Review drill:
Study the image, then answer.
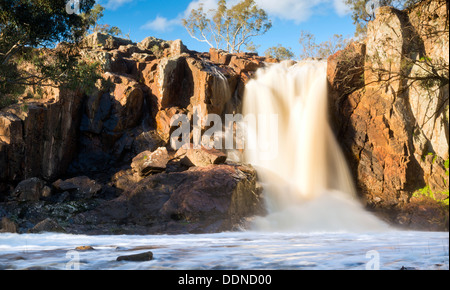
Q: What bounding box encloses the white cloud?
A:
[103,0,133,10]
[183,0,220,17]
[255,0,324,23]
[254,0,350,23]
[141,16,181,32]
[141,0,218,32]
[332,0,351,16]
[140,0,351,32]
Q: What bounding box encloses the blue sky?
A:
[96,0,357,58]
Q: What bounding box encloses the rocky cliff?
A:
[328,0,449,230]
[0,33,272,234]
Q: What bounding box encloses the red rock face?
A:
[0,34,276,234]
[327,0,448,230]
[0,89,83,182]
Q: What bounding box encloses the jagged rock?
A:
[210,48,232,65]
[131,52,155,62]
[229,56,260,74]
[118,44,144,56]
[169,39,188,57]
[80,32,133,50]
[138,36,170,51]
[0,90,83,182]
[138,37,187,58]
[112,169,142,191]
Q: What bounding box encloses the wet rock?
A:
[116,251,153,262]
[400,266,417,270]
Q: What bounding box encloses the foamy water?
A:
[0,231,448,270]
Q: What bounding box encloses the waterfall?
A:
[243,61,388,232]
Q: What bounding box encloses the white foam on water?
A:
[0,231,448,270]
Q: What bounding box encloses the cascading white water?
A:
[243,61,388,232]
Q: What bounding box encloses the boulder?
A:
[73,164,265,234]
[52,176,102,199]
[229,56,259,74]
[158,165,264,231]
[138,37,187,58]
[178,145,227,167]
[169,39,188,57]
[0,112,23,145]
[210,48,232,65]
[116,251,153,262]
[138,36,170,51]
[13,177,46,202]
[131,147,170,176]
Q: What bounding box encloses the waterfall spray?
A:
[243,61,387,232]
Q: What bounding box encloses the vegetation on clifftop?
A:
[0,0,105,109]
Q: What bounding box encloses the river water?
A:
[0,231,448,270]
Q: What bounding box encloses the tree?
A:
[298,30,349,60]
[81,4,122,36]
[264,44,295,60]
[344,0,421,37]
[182,0,272,53]
[0,0,98,108]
